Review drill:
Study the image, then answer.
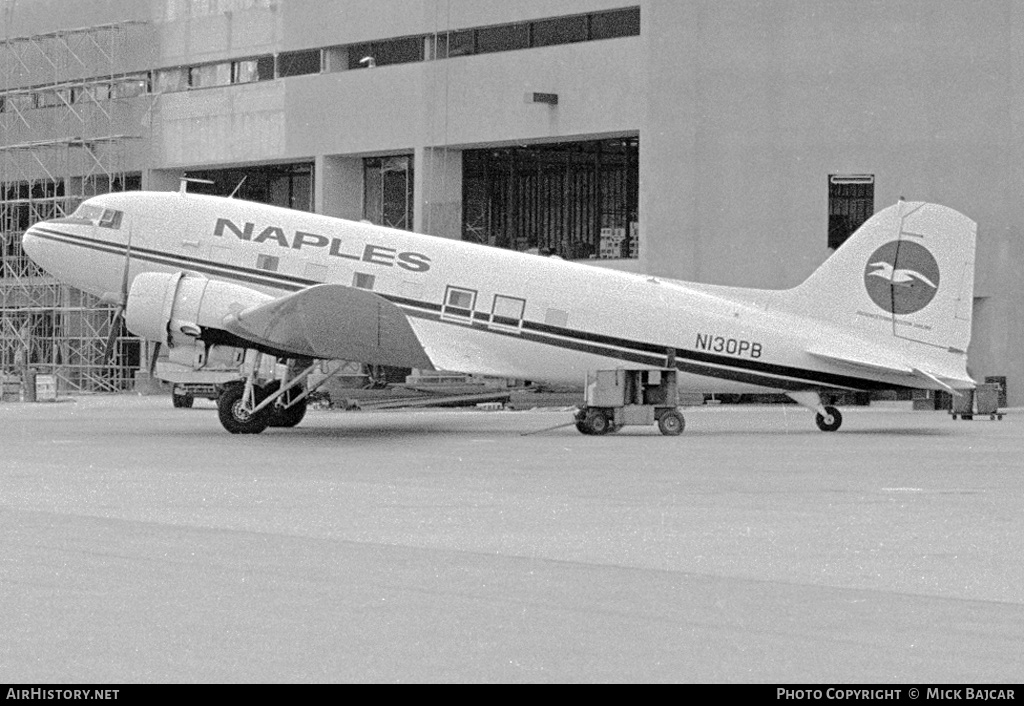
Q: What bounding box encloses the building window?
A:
[188,62,230,89]
[364,156,413,231]
[476,23,530,54]
[278,49,321,77]
[828,175,874,249]
[462,138,639,259]
[88,82,112,101]
[269,166,313,212]
[590,7,641,40]
[35,90,61,108]
[532,15,589,47]
[232,56,274,84]
[184,163,313,212]
[348,36,424,69]
[112,75,150,98]
[154,68,187,93]
[432,29,475,59]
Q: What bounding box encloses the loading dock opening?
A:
[462,137,639,260]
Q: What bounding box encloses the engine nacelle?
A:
[125,272,274,347]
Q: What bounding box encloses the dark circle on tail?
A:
[863,240,940,315]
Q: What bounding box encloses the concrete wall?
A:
[147,35,642,162]
[641,0,1024,403]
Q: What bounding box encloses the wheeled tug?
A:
[575,368,686,436]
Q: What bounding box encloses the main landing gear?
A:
[216,353,336,434]
[787,391,843,432]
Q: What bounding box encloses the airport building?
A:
[2,0,1021,403]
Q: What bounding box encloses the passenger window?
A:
[443,286,477,321]
[256,254,279,271]
[353,272,375,290]
[490,294,526,332]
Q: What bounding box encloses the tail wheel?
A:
[217,382,270,435]
[815,405,843,432]
[263,381,308,428]
[657,409,685,436]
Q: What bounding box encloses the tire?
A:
[583,408,611,436]
[172,391,194,409]
[217,382,270,435]
[815,405,843,432]
[657,409,685,436]
[263,381,308,428]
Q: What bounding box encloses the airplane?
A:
[21,188,977,435]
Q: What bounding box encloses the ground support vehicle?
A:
[950,382,1005,421]
[575,368,685,435]
[154,346,247,409]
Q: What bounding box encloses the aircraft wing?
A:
[221,284,435,369]
[806,347,972,393]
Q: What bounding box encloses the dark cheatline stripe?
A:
[31,227,900,391]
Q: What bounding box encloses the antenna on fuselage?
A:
[178,177,215,195]
[228,176,247,199]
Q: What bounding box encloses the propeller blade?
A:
[103,224,133,367]
[148,341,162,376]
[120,224,133,304]
[103,305,124,365]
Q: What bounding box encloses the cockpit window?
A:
[73,204,104,221]
[98,209,123,229]
[69,203,122,229]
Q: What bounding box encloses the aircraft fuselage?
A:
[22,191,972,396]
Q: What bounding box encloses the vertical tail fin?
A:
[789,201,976,354]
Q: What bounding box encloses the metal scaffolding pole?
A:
[1,20,153,395]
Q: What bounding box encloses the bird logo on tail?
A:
[866,261,938,289]
[863,241,940,315]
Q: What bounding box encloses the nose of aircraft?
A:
[20,223,50,272]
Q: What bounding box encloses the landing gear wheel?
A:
[815,405,843,432]
[577,408,611,436]
[218,382,270,435]
[172,391,194,409]
[263,381,308,428]
[657,409,685,436]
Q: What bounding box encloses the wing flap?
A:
[221,284,434,368]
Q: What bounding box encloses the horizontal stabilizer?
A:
[806,347,912,376]
[911,367,964,396]
[807,348,972,393]
[222,284,434,369]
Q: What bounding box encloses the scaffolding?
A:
[1,20,153,394]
